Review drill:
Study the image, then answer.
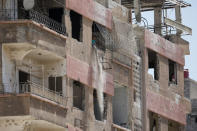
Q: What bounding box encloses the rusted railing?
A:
[19,81,67,106]
[112,123,131,131]
[0,8,66,35]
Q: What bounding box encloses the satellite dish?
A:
[23,0,35,10]
[134,0,141,23]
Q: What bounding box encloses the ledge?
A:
[0,93,68,109]
[0,20,67,40]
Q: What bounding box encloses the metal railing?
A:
[19,81,67,106]
[0,8,66,35]
[112,123,131,131]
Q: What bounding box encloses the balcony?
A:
[19,81,67,107]
[1,81,67,107]
[0,83,68,127]
[0,8,66,35]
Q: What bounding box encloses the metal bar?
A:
[165,0,191,7]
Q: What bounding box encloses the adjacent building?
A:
[184,70,197,131]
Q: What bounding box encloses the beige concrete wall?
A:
[109,0,129,22]
[0,116,66,131]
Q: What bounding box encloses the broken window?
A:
[148,50,159,80]
[70,10,83,42]
[169,60,177,84]
[19,70,30,93]
[92,22,106,51]
[93,89,108,121]
[73,81,85,110]
[48,76,63,95]
[49,8,64,23]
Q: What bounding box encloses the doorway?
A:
[19,70,30,93]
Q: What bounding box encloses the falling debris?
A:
[92,45,105,118]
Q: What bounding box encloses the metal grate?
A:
[121,0,191,11]
[0,8,66,35]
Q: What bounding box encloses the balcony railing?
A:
[112,124,131,131]
[0,9,66,35]
[18,81,67,107]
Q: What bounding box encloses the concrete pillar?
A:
[141,46,149,131]
[158,116,168,131]
[0,44,2,84]
[154,7,162,35]
[146,111,150,131]
[83,87,94,131]
[105,96,113,131]
[129,69,134,130]
[65,78,74,124]
[64,9,72,37]
[175,5,182,36]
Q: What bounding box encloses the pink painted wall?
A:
[66,0,112,29]
[66,55,114,96]
[144,29,185,65]
[147,90,186,125]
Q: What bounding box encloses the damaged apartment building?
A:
[0,0,192,131]
[184,70,197,131]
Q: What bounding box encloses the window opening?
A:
[19,70,30,93]
[73,81,85,110]
[92,22,106,51]
[70,10,83,42]
[195,117,197,123]
[48,76,63,95]
[49,8,64,23]
[93,89,108,121]
[169,60,177,84]
[148,50,159,80]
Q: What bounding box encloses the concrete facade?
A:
[0,0,192,131]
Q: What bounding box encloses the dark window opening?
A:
[195,117,197,123]
[92,22,106,51]
[148,50,159,80]
[73,81,85,110]
[19,70,30,93]
[93,89,108,121]
[169,60,177,84]
[70,10,83,42]
[48,77,63,95]
[49,8,64,23]
[134,89,137,102]
[18,0,28,19]
[149,112,159,131]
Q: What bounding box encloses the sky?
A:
[182,0,197,81]
[140,0,197,81]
